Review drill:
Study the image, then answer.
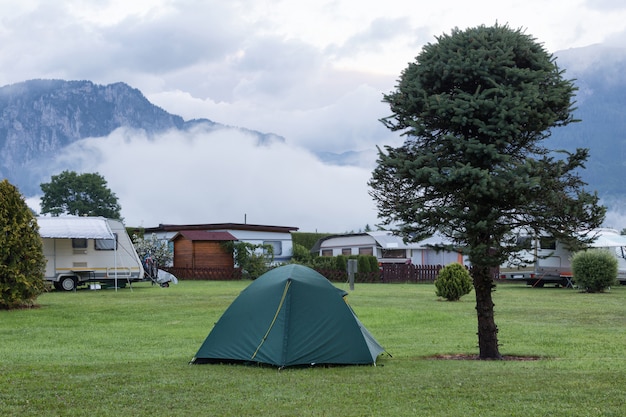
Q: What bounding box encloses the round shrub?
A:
[291,243,311,264]
[434,263,473,301]
[310,256,336,270]
[571,249,618,293]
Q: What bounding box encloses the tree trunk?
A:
[472,265,502,359]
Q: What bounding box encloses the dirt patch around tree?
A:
[428,354,542,361]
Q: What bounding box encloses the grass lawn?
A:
[1,280,625,416]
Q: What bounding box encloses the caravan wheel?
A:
[59,276,76,291]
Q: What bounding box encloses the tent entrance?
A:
[251,280,291,360]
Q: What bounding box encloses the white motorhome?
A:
[38,216,145,291]
[500,228,626,287]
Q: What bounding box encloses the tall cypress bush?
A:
[357,255,371,274]
[0,180,46,309]
[335,255,348,272]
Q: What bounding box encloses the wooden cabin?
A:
[170,230,237,270]
[142,223,299,266]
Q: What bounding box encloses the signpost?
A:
[347,259,357,291]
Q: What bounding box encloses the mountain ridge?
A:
[2,44,626,202]
[0,79,283,195]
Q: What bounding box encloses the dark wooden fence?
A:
[317,264,501,283]
[314,269,382,283]
[311,264,443,283]
[163,264,500,282]
[380,264,443,282]
[162,267,242,280]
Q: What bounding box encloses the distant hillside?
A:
[552,45,626,199]
[319,46,626,202]
[2,44,626,201]
[0,79,282,195]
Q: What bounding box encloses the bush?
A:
[223,241,274,279]
[0,180,46,309]
[132,233,173,267]
[571,249,618,293]
[291,243,311,264]
[368,255,380,272]
[434,263,472,301]
[291,232,331,251]
[357,255,371,273]
[242,254,271,280]
[310,256,337,270]
[335,255,348,272]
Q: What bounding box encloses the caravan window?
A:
[263,240,282,256]
[72,238,88,249]
[382,249,406,259]
[358,247,373,256]
[515,235,532,250]
[539,237,556,250]
[95,234,117,251]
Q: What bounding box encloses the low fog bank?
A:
[32,125,380,233]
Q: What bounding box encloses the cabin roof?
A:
[144,223,298,234]
[170,230,238,242]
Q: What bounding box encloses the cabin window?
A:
[72,238,88,249]
[321,249,333,257]
[358,247,373,256]
[263,240,282,256]
[382,249,406,258]
[95,234,117,251]
[341,248,352,256]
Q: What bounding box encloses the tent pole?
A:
[104,219,118,292]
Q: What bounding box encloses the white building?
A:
[313,231,466,266]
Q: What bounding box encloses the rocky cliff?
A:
[0,79,279,195]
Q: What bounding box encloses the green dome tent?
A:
[190,264,386,367]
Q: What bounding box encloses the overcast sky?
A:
[3,0,626,232]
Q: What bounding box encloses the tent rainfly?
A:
[191,264,386,367]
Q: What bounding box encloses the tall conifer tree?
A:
[370,25,605,358]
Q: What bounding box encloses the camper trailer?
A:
[38,216,145,291]
[500,228,626,287]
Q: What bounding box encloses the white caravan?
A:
[500,228,626,287]
[38,216,145,291]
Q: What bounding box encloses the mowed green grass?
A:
[1,280,625,416]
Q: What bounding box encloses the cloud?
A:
[231,36,324,100]
[584,0,626,11]
[47,125,379,232]
[0,1,249,85]
[9,0,626,235]
[326,16,413,58]
[147,66,402,157]
[100,3,248,73]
